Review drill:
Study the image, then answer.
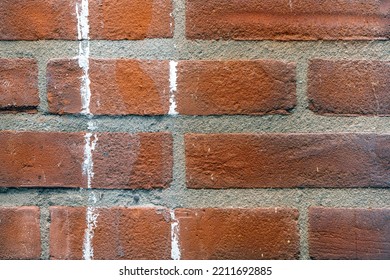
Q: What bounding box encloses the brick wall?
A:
[0,0,389,260]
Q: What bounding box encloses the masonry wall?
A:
[0,0,389,260]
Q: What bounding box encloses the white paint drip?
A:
[76,0,89,40]
[77,0,99,260]
[76,0,91,116]
[169,61,178,115]
[170,210,181,260]
[83,206,99,260]
[82,133,98,189]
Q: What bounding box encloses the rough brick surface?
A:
[0,0,77,40]
[0,59,39,113]
[186,0,390,40]
[0,131,84,188]
[47,59,83,114]
[0,207,41,259]
[49,207,86,260]
[49,207,171,260]
[91,132,173,189]
[309,207,390,259]
[47,59,170,115]
[176,60,296,115]
[308,60,390,116]
[185,133,390,188]
[89,0,173,40]
[175,208,299,259]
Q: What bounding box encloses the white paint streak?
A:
[169,61,178,115]
[82,133,98,189]
[76,0,91,116]
[77,0,98,261]
[170,210,181,260]
[76,0,89,40]
[83,206,99,260]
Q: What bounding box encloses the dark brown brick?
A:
[309,207,390,259]
[175,208,299,259]
[185,133,390,188]
[308,60,390,116]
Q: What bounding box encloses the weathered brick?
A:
[47,59,170,115]
[91,132,173,189]
[49,207,86,260]
[0,59,39,113]
[308,60,390,116]
[175,208,299,259]
[309,207,390,259]
[89,0,173,40]
[0,131,84,188]
[186,0,390,40]
[0,0,77,40]
[0,207,41,259]
[185,133,390,188]
[49,207,171,260]
[176,60,296,115]
[47,59,83,114]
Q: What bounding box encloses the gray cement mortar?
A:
[0,0,390,259]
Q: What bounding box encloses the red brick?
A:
[177,60,296,115]
[185,133,390,188]
[0,131,172,189]
[0,0,77,40]
[49,207,171,260]
[89,0,173,40]
[186,0,390,40]
[0,59,39,113]
[308,60,390,116]
[47,59,83,115]
[47,59,170,115]
[309,207,390,259]
[0,207,41,259]
[49,207,86,260]
[175,208,299,260]
[91,132,173,189]
[0,131,84,188]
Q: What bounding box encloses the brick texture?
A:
[186,0,390,40]
[0,131,172,189]
[0,0,77,40]
[0,0,173,40]
[0,207,41,259]
[308,60,390,116]
[91,132,173,189]
[47,59,83,114]
[309,207,390,259]
[0,59,39,113]
[175,208,299,259]
[185,133,390,188]
[176,60,296,115]
[47,59,170,115]
[0,131,84,188]
[49,207,171,260]
[89,0,173,40]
